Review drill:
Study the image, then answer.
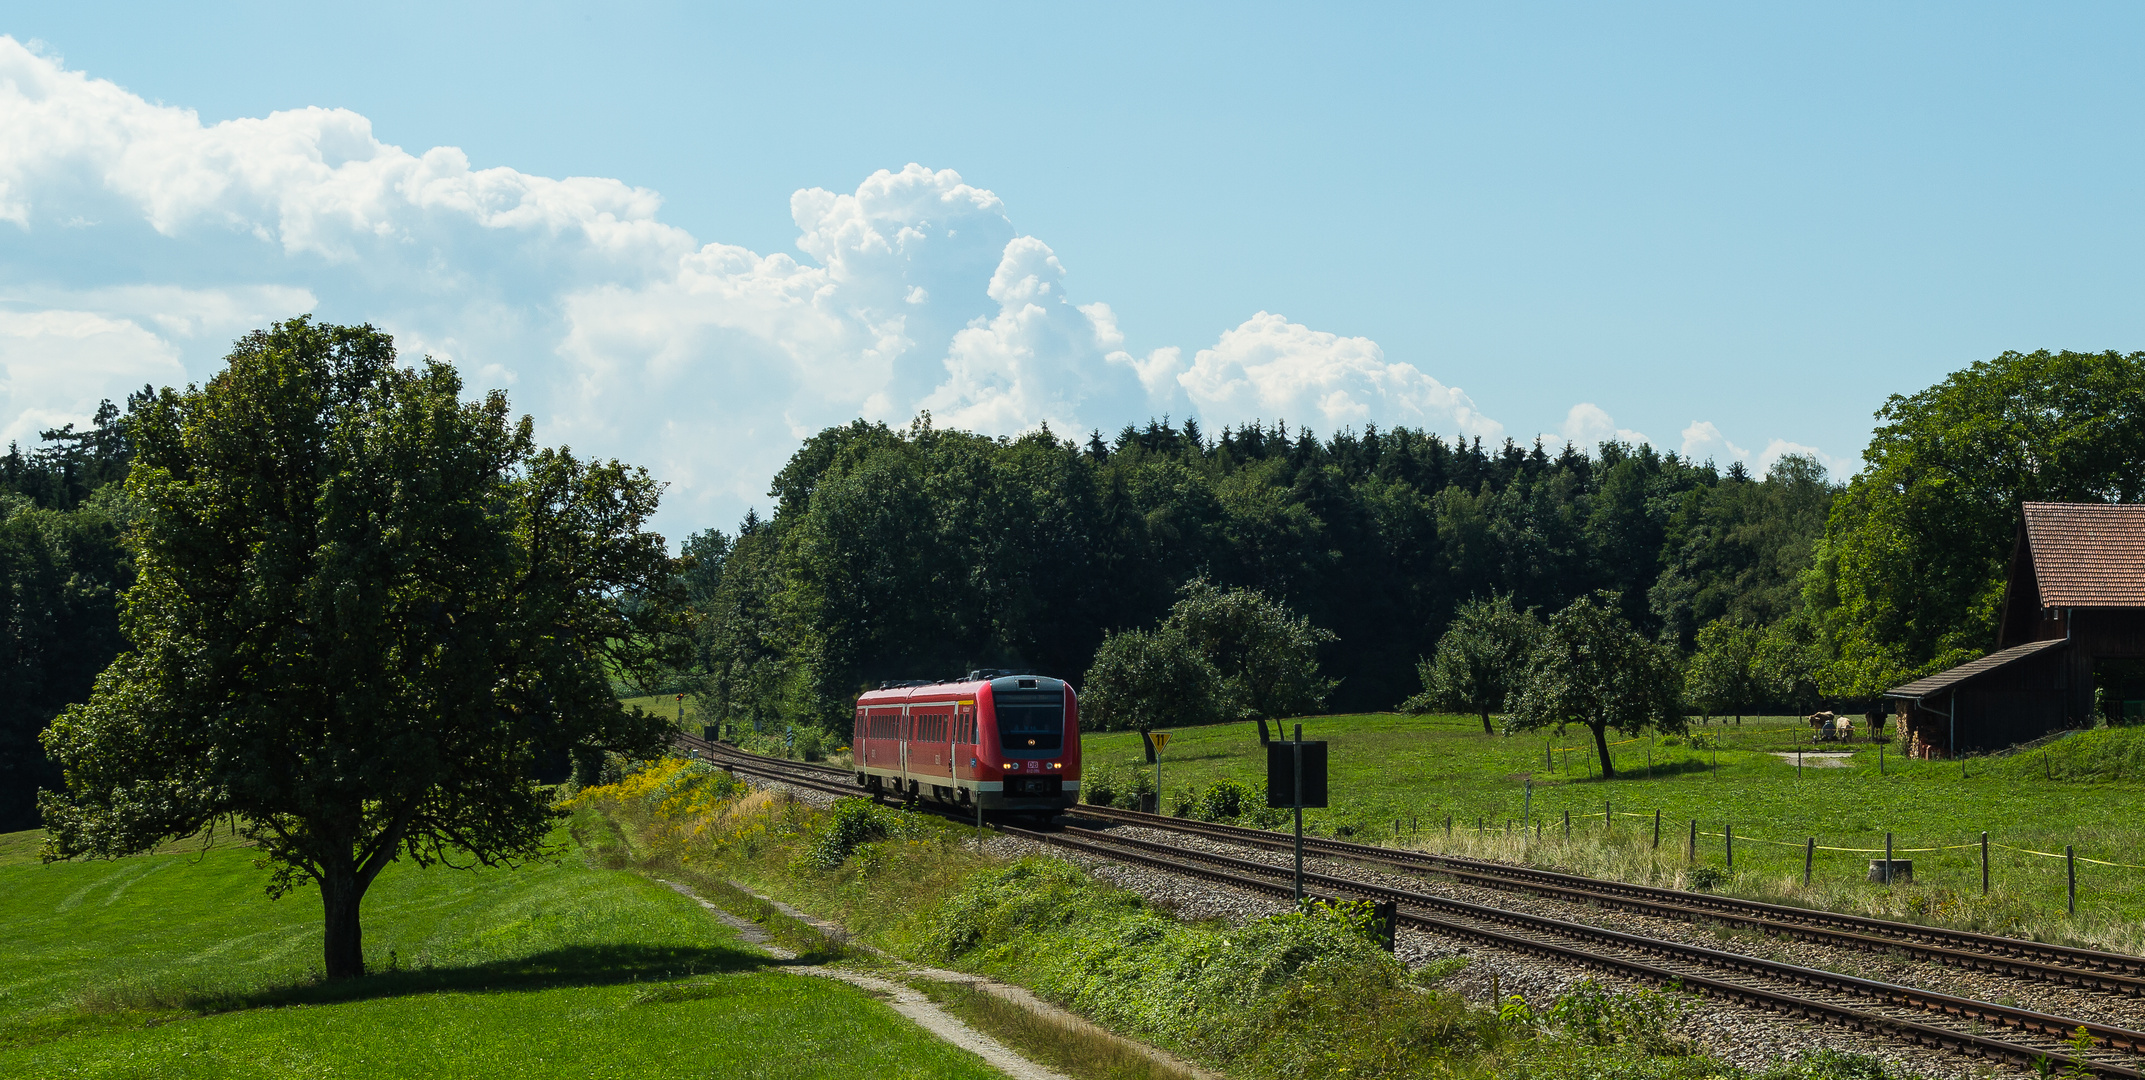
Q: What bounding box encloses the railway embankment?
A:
[578,754,1939,1080]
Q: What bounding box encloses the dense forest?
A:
[4,348,2141,828]
[0,395,142,831]
[679,414,1833,737]
[681,349,2145,738]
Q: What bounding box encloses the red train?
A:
[851,672,1080,814]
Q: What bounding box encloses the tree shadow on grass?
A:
[85,941,836,1019]
[1557,757,1718,783]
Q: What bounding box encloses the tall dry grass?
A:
[1393,823,2145,955]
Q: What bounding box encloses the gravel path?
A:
[657,878,1075,1080]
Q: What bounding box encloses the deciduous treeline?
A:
[681,414,1840,737]
[0,398,142,831]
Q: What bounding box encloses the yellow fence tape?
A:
[1543,811,2145,869]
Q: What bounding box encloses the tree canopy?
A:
[1509,591,1685,776]
[0,396,142,831]
[682,416,1836,735]
[1404,595,1543,734]
[1804,349,2145,692]
[1081,581,1333,732]
[1079,625,1225,733]
[37,319,683,979]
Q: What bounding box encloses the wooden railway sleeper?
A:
[1070,803,2145,979]
[1068,803,2145,995]
[698,745,2145,1075]
[1051,823,2145,1063]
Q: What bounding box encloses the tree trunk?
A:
[322,858,367,980]
[1592,723,1616,778]
[1480,709,1494,735]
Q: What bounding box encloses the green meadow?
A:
[0,825,1005,1079]
[1083,713,2145,951]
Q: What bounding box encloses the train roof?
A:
[855,673,1070,706]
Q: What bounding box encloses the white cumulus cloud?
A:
[0,310,187,446]
[1680,419,1748,464]
[1547,403,1649,450]
[0,35,1850,535]
[1178,313,1502,441]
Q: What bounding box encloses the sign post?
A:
[1293,728,1303,899]
[1267,725,1327,903]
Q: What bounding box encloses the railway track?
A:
[1066,803,2145,996]
[673,736,2145,1076]
[681,738,2145,984]
[1020,822,2145,1077]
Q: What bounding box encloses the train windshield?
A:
[995,700,1064,751]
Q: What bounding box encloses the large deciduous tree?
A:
[1079,581,1335,733]
[1078,625,1225,732]
[1403,594,1542,734]
[38,319,683,980]
[1165,579,1336,722]
[1805,349,2145,682]
[1684,619,1765,724]
[1509,591,1684,777]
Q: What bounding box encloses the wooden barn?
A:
[1886,502,2145,758]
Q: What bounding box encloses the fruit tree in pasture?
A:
[38,318,684,980]
[1509,591,1685,777]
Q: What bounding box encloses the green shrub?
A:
[1751,1049,1916,1080]
[1545,979,1692,1054]
[803,798,929,870]
[925,858,1496,1077]
[1169,786,1196,817]
[1193,776,1254,821]
[1083,768,1120,807]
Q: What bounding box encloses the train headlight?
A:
[1049,762,1062,769]
[1001,762,1015,771]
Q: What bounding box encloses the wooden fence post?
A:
[1981,831,1989,897]
[1805,837,1814,886]
[1653,808,1662,850]
[2068,845,2077,915]
[1726,824,1734,868]
[1687,818,1696,861]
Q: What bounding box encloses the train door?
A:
[957,701,976,781]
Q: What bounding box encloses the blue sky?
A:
[4,3,2143,539]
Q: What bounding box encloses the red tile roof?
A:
[2023,502,2145,608]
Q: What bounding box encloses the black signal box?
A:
[1265,740,1328,808]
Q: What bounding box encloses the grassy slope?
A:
[0,826,1006,1080]
[1084,714,2145,938]
[621,693,692,729]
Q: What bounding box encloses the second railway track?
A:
[678,737,2145,1076]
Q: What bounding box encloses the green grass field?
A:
[1083,713,2145,950]
[0,825,1007,1079]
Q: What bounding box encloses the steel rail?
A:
[1023,823,2145,1078]
[674,736,2145,1076]
[1069,802,2145,980]
[685,737,2145,984]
